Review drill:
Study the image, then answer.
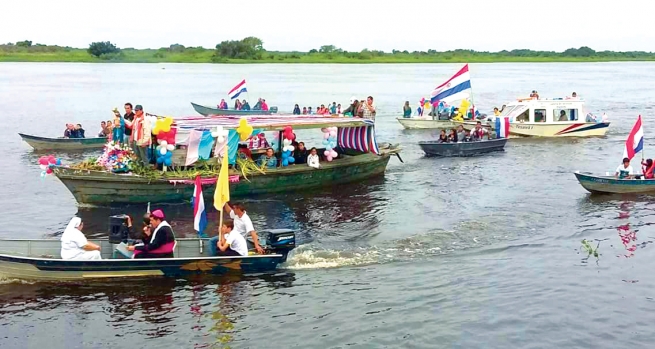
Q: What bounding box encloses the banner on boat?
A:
[337,124,380,155]
[495,117,510,138]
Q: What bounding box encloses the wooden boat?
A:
[488,97,610,137]
[191,102,278,116]
[418,138,507,157]
[574,171,655,194]
[54,116,401,205]
[0,229,296,281]
[396,117,455,129]
[18,133,106,151]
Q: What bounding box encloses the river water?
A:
[1,62,655,348]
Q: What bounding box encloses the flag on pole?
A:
[623,115,644,160]
[192,175,208,237]
[228,80,248,100]
[430,64,472,104]
[495,117,510,138]
[214,145,231,210]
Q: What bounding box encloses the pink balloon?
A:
[45,167,53,174]
[326,156,333,162]
[39,164,47,170]
[323,150,330,157]
[330,150,338,157]
[38,157,48,165]
[47,155,56,164]
[329,130,337,137]
[323,133,329,139]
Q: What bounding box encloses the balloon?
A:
[288,145,294,152]
[326,156,333,162]
[46,167,53,174]
[236,117,253,141]
[324,150,330,157]
[323,133,329,139]
[55,158,62,165]
[164,151,172,158]
[330,150,338,158]
[326,145,332,151]
[164,158,172,166]
[160,148,167,155]
[160,140,168,147]
[329,130,337,138]
[39,164,47,170]
[157,157,164,164]
[166,144,175,151]
[47,155,56,164]
[283,139,290,146]
[38,157,48,165]
[322,140,328,145]
[321,128,328,133]
[40,171,46,178]
[282,159,289,167]
[281,152,289,159]
[288,156,295,163]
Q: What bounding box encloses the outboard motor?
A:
[108,214,131,244]
[263,229,296,261]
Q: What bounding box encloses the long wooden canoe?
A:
[418,138,507,157]
[53,147,400,205]
[191,102,279,116]
[0,229,296,281]
[574,171,655,194]
[19,133,106,151]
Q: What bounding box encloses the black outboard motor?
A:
[264,229,296,261]
[108,215,131,244]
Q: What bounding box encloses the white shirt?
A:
[225,232,248,256]
[230,210,255,237]
[61,228,89,260]
[616,165,633,178]
[307,154,320,168]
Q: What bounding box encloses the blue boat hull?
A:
[574,172,655,194]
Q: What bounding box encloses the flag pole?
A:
[467,63,476,121]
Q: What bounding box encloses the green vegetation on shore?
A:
[2,38,655,64]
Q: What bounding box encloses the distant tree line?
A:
[2,38,655,61]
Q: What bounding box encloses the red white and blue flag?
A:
[228,79,248,100]
[430,64,472,104]
[495,117,510,138]
[192,175,208,237]
[624,115,644,160]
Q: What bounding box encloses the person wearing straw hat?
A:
[60,217,102,260]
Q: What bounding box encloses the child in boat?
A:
[641,159,654,179]
[307,147,320,169]
[294,142,308,165]
[615,157,634,179]
[214,220,248,257]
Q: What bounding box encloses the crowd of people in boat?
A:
[615,157,655,180]
[436,122,491,143]
[217,97,270,111]
[61,201,269,260]
[63,123,86,138]
[237,133,322,169]
[292,96,377,120]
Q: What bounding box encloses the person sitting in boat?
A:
[447,129,458,143]
[261,99,269,111]
[558,110,568,122]
[470,122,489,141]
[252,98,263,110]
[615,157,634,179]
[214,220,248,257]
[241,99,251,111]
[218,99,228,110]
[235,99,242,110]
[307,147,320,169]
[307,106,314,115]
[98,121,108,137]
[258,147,278,168]
[293,104,301,115]
[535,110,546,123]
[249,133,270,150]
[342,97,358,116]
[127,209,176,258]
[237,143,252,160]
[294,142,308,165]
[301,106,307,115]
[224,202,264,254]
[330,102,337,114]
[642,159,655,179]
[402,101,412,118]
[72,124,85,138]
[437,129,448,143]
[60,217,102,260]
[63,124,75,138]
[456,125,467,142]
[337,103,342,114]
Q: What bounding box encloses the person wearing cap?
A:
[127,209,176,258]
[342,97,359,117]
[126,105,152,167]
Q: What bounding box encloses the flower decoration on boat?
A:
[280,126,296,167]
[236,117,253,141]
[37,155,61,177]
[321,127,338,161]
[96,141,135,173]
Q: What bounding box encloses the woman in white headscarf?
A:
[60,217,102,260]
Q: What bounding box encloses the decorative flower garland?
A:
[96,141,135,173]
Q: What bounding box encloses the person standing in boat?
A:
[402,101,412,118]
[213,220,248,257]
[226,202,264,254]
[123,103,135,145]
[61,217,102,260]
[127,209,176,258]
[128,105,152,167]
[470,121,489,141]
[615,158,634,179]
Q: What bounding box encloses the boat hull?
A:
[418,138,507,157]
[396,118,455,129]
[0,238,290,281]
[53,152,394,204]
[508,122,610,137]
[191,102,278,116]
[18,133,106,151]
[574,172,655,194]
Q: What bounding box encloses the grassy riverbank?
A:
[2,42,655,64]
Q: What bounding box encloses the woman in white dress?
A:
[60,217,102,260]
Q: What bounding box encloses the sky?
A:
[1,0,653,53]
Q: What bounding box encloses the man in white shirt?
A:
[60,217,102,260]
[615,157,634,179]
[225,202,265,254]
[216,220,248,256]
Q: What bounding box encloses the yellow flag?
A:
[213,145,230,210]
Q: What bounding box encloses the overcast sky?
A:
[1,0,652,52]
